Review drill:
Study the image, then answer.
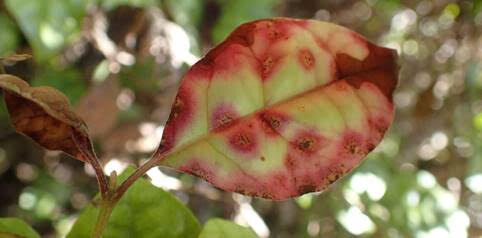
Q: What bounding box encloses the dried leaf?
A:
[0,74,94,162]
[154,18,398,200]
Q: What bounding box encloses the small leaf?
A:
[199,219,258,238]
[0,74,93,162]
[154,18,398,200]
[67,167,201,238]
[0,217,41,238]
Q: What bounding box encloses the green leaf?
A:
[32,67,86,104]
[5,0,87,62]
[212,0,279,43]
[165,0,203,55]
[99,0,158,10]
[165,0,203,28]
[118,58,161,94]
[0,217,41,238]
[154,18,398,200]
[199,219,258,238]
[67,167,201,238]
[0,14,20,56]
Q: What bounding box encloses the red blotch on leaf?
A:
[228,130,257,154]
[157,85,194,154]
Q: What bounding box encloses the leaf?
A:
[199,219,258,238]
[32,67,86,104]
[212,0,278,44]
[5,0,87,61]
[0,13,20,57]
[67,167,201,238]
[154,18,398,200]
[0,74,94,162]
[0,217,41,238]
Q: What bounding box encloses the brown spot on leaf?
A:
[181,160,214,182]
[298,49,315,70]
[297,184,317,194]
[297,137,315,152]
[341,131,365,156]
[262,56,274,77]
[291,131,324,156]
[258,111,288,137]
[229,131,257,154]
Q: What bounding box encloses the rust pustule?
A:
[229,131,257,153]
[297,137,315,152]
[298,49,315,70]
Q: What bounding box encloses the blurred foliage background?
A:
[0,0,481,237]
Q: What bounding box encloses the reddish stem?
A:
[113,154,162,201]
[72,133,109,199]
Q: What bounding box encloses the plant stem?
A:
[72,133,109,199]
[91,198,116,238]
[87,150,110,199]
[113,155,161,201]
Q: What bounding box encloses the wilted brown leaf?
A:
[0,74,95,162]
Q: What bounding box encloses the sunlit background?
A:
[0,0,481,237]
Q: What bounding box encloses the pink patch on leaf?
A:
[210,104,239,130]
[261,171,298,199]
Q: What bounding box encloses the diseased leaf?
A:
[0,74,94,162]
[154,18,398,200]
[67,167,201,238]
[199,219,258,238]
[0,217,41,238]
